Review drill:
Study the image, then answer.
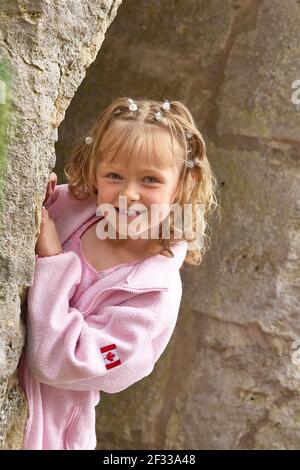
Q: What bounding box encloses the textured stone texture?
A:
[0,0,122,449]
[56,0,300,449]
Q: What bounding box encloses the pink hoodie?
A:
[17,184,187,450]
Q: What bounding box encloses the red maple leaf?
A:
[105,351,116,362]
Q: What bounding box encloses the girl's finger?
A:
[50,180,56,192]
[42,206,48,221]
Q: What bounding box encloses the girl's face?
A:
[93,156,182,239]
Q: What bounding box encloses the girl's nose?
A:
[120,182,140,202]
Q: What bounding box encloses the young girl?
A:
[18,97,219,450]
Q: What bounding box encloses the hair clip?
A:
[85,136,93,145]
[152,101,171,122]
[128,98,138,111]
[162,100,171,111]
[194,156,205,168]
[185,159,194,168]
[155,111,164,121]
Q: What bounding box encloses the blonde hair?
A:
[64,97,221,266]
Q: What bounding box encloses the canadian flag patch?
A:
[100,344,121,370]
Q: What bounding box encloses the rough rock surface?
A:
[0,0,122,449]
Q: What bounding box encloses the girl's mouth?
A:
[115,207,144,218]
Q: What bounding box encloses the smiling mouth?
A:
[115,207,146,217]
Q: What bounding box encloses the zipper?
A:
[80,285,168,317]
[60,405,80,450]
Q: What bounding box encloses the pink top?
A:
[63,214,148,306]
[18,184,188,450]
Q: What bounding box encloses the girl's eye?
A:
[106,173,158,183]
[106,173,122,180]
[143,176,158,183]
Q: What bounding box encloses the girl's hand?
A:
[35,207,63,257]
[43,172,57,205]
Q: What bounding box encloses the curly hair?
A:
[64,97,221,266]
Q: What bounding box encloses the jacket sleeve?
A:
[26,251,175,393]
